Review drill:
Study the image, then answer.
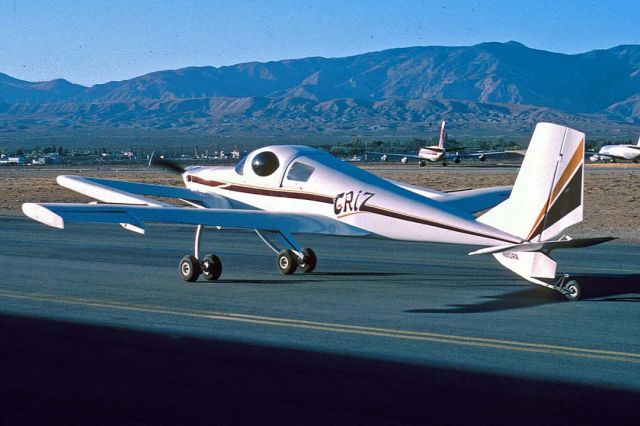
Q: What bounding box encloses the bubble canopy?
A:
[251,151,280,176]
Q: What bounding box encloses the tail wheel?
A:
[298,248,317,273]
[202,254,222,281]
[564,280,582,301]
[179,255,201,282]
[277,250,297,275]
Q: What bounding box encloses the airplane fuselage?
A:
[590,144,640,162]
[183,146,521,246]
[417,146,445,162]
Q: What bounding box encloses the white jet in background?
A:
[23,123,613,301]
[589,137,640,163]
[373,121,449,166]
[372,121,522,166]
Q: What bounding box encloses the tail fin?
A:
[438,121,446,149]
[637,136,640,146]
[478,122,585,242]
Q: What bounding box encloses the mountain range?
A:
[2,41,640,141]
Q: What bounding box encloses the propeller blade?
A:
[148,151,185,174]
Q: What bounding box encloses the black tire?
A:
[277,250,297,275]
[179,255,200,282]
[564,280,581,301]
[442,161,448,166]
[298,248,317,274]
[419,160,427,167]
[202,254,223,281]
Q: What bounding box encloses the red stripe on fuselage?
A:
[188,176,520,244]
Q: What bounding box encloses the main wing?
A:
[23,175,368,237]
[56,175,231,208]
[456,149,526,161]
[22,203,368,236]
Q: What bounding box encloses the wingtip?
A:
[21,203,64,229]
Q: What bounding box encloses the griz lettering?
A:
[334,190,375,215]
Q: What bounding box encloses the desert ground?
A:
[1,162,639,242]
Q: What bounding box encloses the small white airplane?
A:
[589,137,640,163]
[22,122,613,300]
[372,121,521,166]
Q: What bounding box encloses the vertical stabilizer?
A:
[478,123,585,241]
[438,121,446,149]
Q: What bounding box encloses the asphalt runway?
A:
[1,216,639,424]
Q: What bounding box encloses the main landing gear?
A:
[178,225,317,282]
[276,248,317,275]
[178,225,224,282]
[258,230,317,275]
[179,254,222,282]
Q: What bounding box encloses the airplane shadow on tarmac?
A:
[576,273,640,302]
[310,272,414,277]
[210,272,413,285]
[405,274,640,314]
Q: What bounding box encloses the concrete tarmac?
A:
[1,216,639,424]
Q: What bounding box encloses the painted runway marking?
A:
[1,289,639,363]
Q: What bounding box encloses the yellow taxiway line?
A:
[1,289,639,363]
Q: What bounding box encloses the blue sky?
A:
[1,0,638,86]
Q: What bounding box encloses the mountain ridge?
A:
[1,41,640,138]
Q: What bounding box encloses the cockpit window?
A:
[251,151,280,176]
[234,155,247,175]
[286,161,315,182]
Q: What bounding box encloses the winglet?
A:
[22,203,64,229]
